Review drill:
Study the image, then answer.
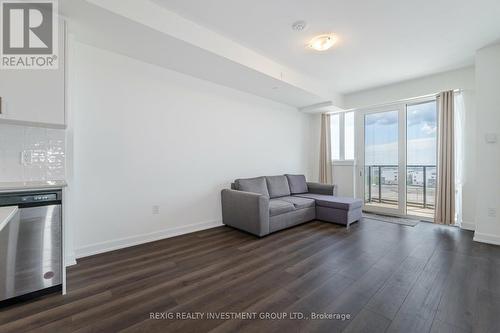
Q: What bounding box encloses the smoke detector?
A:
[292,21,307,31]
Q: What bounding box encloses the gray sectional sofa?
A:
[221,174,363,237]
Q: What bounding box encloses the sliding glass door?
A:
[406,101,437,219]
[360,106,405,215]
[357,98,437,220]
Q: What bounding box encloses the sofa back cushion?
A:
[235,177,269,197]
[285,174,308,194]
[265,175,291,198]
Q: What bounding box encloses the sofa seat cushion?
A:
[235,176,269,197]
[266,175,291,198]
[269,199,295,216]
[278,196,315,210]
[285,174,308,194]
[294,194,363,210]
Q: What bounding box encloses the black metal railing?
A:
[365,165,436,209]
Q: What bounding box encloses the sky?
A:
[365,101,437,166]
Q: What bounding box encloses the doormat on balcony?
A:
[362,213,420,227]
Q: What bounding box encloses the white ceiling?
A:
[62,0,343,109]
[154,0,500,94]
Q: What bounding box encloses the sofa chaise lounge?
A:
[221,174,363,237]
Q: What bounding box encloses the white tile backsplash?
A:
[0,123,65,182]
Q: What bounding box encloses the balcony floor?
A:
[407,206,434,220]
[365,201,435,220]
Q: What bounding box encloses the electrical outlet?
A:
[488,208,497,218]
[152,205,160,215]
[485,133,498,144]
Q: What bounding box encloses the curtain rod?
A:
[328,89,463,114]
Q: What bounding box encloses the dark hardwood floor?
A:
[1,218,500,333]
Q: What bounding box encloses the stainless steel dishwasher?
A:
[0,190,62,304]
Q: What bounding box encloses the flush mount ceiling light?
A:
[308,34,337,51]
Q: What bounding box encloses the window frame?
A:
[343,111,355,161]
[330,113,341,161]
[331,111,355,162]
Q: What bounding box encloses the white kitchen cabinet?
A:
[0,21,65,128]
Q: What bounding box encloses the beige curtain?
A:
[319,113,333,184]
[435,91,455,225]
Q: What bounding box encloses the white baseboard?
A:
[65,253,77,267]
[75,220,223,259]
[473,232,500,246]
[460,221,475,231]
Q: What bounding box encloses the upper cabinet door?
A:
[0,20,65,127]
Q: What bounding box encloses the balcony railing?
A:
[365,165,436,209]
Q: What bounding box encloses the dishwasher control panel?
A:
[24,194,58,202]
[0,190,62,207]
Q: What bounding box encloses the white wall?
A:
[343,67,475,109]
[68,41,316,257]
[332,163,355,197]
[473,42,500,245]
